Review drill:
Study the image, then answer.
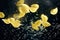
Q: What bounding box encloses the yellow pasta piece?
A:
[13,13,19,19]
[9,18,21,28]
[32,24,39,31]
[18,4,30,13]
[18,13,26,18]
[0,12,5,18]
[42,21,51,28]
[31,14,51,30]
[41,14,48,22]
[2,18,22,28]
[16,0,24,6]
[31,20,41,30]
[13,12,26,19]
[50,7,58,15]
[41,14,51,28]
[2,18,10,24]
[30,4,39,13]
